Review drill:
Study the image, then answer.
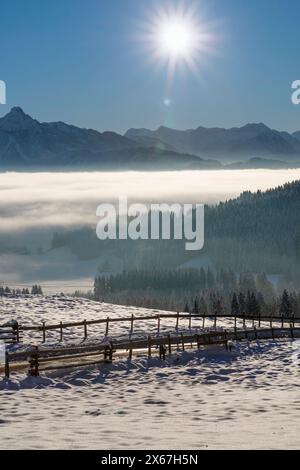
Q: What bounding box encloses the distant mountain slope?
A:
[292,130,300,142]
[126,123,300,162]
[226,157,300,169]
[1,107,300,169]
[0,107,136,167]
[0,107,220,170]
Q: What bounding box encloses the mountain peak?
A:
[0,107,39,131]
[241,122,270,132]
[9,106,26,115]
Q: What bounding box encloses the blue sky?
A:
[0,0,300,133]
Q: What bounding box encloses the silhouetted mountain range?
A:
[1,107,300,170]
[126,124,300,162]
[0,107,221,170]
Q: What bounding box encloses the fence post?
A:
[148,335,152,358]
[104,345,109,360]
[258,312,261,328]
[270,315,273,329]
[196,334,200,349]
[189,313,192,330]
[243,313,246,328]
[292,313,295,329]
[290,324,294,340]
[60,321,63,342]
[157,315,161,336]
[159,344,166,360]
[214,311,217,329]
[234,315,237,331]
[13,322,20,343]
[104,343,113,361]
[83,320,87,341]
[168,333,172,354]
[281,315,284,328]
[130,314,134,336]
[42,322,46,344]
[105,317,110,336]
[28,346,39,377]
[109,342,113,361]
[175,312,179,331]
[128,340,133,360]
[5,351,9,379]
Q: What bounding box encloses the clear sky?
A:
[0,0,300,134]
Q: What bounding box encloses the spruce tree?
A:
[192,296,199,314]
[279,290,292,317]
[238,292,246,315]
[231,293,240,316]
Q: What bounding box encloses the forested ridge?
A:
[205,181,300,261]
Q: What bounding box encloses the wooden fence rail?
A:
[3,325,300,379]
[1,312,300,345]
[0,322,20,344]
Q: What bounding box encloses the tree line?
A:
[0,285,43,296]
[186,289,295,318]
[94,268,276,300]
[93,268,300,317]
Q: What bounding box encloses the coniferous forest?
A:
[93,268,300,317]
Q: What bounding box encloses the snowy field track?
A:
[0,295,300,450]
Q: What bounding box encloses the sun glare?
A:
[159,20,193,57]
[137,3,216,79]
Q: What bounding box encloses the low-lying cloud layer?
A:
[0,169,300,232]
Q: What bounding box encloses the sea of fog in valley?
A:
[0,169,299,289]
[0,169,300,231]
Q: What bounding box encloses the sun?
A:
[136,3,216,79]
[159,19,193,57]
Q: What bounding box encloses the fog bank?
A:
[0,169,299,232]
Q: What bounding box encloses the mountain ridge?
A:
[1,107,300,170]
[125,122,300,162]
[0,107,221,170]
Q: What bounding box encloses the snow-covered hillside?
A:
[0,295,299,450]
[0,294,215,347]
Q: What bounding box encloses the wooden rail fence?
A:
[0,321,20,344]
[1,312,299,345]
[2,325,300,379]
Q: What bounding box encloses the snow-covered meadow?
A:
[0,295,300,449]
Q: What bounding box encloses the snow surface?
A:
[0,295,300,450]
